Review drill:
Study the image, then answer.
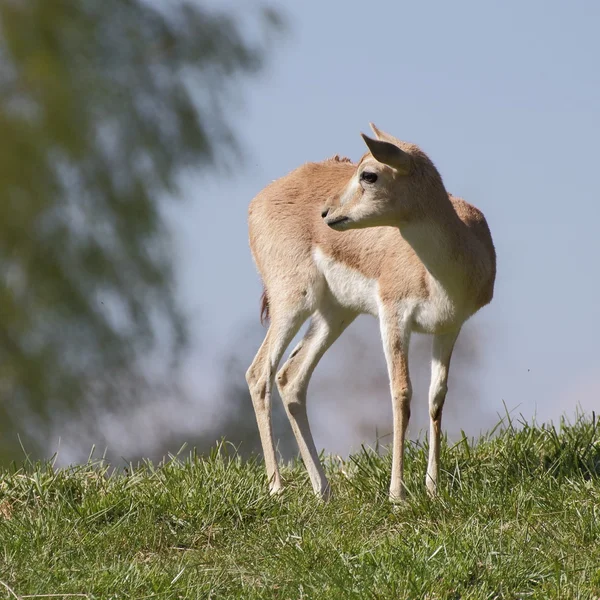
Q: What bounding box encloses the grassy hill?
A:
[1,414,599,599]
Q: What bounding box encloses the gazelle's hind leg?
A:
[426,329,459,496]
[276,296,357,499]
[246,301,311,495]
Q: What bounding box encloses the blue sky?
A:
[156,0,600,457]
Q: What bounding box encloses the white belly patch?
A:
[313,247,379,316]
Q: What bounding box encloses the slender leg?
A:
[276,302,357,499]
[379,306,412,502]
[246,308,309,494]
[425,330,459,496]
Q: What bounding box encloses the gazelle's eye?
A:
[360,171,378,184]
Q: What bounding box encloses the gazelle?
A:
[246,124,496,502]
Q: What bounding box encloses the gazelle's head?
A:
[322,123,447,230]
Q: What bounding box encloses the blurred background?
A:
[0,0,598,466]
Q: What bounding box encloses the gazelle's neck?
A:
[399,209,476,298]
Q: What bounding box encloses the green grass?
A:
[1,414,600,599]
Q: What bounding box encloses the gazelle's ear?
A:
[369,122,384,139]
[361,133,412,174]
[369,123,400,145]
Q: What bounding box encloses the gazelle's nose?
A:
[321,207,330,219]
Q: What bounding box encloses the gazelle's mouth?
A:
[324,215,351,230]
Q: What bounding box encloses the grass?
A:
[1,413,599,599]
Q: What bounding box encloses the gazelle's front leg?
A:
[379,307,412,502]
[426,330,459,496]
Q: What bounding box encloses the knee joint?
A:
[429,382,448,420]
[247,369,268,411]
[277,375,303,404]
[276,362,305,398]
[393,387,412,416]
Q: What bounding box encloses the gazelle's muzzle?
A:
[321,175,361,230]
[322,205,353,230]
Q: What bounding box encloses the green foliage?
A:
[1,415,599,598]
[0,0,282,458]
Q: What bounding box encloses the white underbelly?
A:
[313,247,469,333]
[313,247,379,316]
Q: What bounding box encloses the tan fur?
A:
[246,124,496,501]
[250,165,495,330]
